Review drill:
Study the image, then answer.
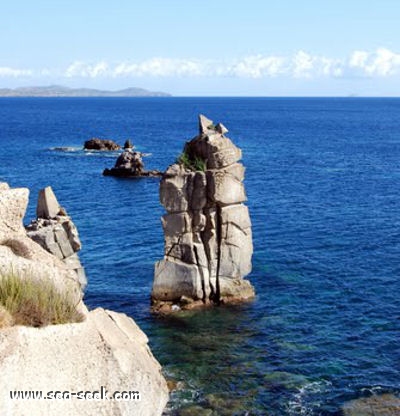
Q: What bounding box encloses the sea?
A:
[0,97,399,415]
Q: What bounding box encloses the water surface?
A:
[1,97,399,415]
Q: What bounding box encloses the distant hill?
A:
[0,85,171,97]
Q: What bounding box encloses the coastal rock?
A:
[152,115,254,311]
[206,169,247,205]
[103,145,162,178]
[83,138,120,151]
[199,114,215,134]
[154,259,204,301]
[0,185,29,237]
[36,186,61,219]
[26,187,87,288]
[0,181,169,415]
[0,183,83,301]
[215,122,229,135]
[0,308,168,416]
[187,133,242,169]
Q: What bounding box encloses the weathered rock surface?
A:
[0,308,168,416]
[152,115,254,311]
[0,181,169,415]
[0,184,83,303]
[26,186,87,288]
[84,138,120,151]
[103,143,162,178]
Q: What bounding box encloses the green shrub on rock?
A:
[177,152,206,172]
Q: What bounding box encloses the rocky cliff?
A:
[0,182,169,415]
[152,115,254,311]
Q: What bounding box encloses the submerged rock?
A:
[342,393,400,415]
[83,138,120,151]
[152,115,254,311]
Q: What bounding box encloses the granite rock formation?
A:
[103,141,162,178]
[26,186,87,288]
[0,308,168,416]
[84,138,120,151]
[0,181,169,415]
[0,183,84,305]
[152,115,254,311]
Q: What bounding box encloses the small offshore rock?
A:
[103,148,162,178]
[124,139,134,149]
[83,138,120,151]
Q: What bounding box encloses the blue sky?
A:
[1,0,400,95]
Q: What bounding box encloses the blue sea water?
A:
[0,97,399,415]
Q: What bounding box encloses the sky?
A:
[1,0,400,96]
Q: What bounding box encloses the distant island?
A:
[0,85,171,97]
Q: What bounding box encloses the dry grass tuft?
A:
[0,305,13,328]
[0,272,84,327]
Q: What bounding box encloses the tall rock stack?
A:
[152,115,254,311]
[26,187,87,288]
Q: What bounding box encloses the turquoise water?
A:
[0,97,399,414]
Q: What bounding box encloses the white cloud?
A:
[348,48,400,76]
[65,61,108,78]
[292,51,314,78]
[0,67,33,77]
[3,48,400,81]
[228,55,286,78]
[319,57,343,77]
[349,50,369,68]
[74,53,341,80]
[113,58,205,77]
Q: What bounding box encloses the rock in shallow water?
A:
[152,115,254,311]
[103,148,162,178]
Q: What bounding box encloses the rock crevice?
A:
[152,115,255,311]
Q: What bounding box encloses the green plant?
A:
[0,272,85,327]
[192,156,206,172]
[177,152,206,172]
[177,151,192,169]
